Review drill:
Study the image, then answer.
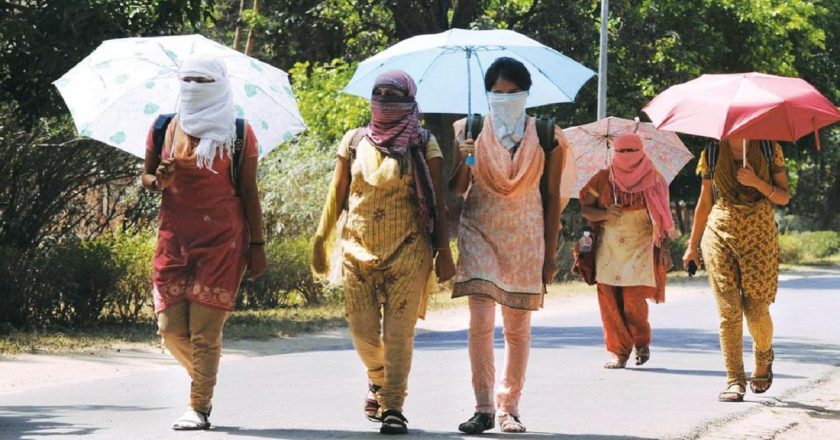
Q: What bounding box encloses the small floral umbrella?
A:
[564,116,694,197]
[53,34,306,159]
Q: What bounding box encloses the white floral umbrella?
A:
[53,34,306,158]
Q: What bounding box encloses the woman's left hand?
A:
[435,249,456,282]
[658,241,674,271]
[542,257,558,285]
[247,245,267,280]
[736,165,762,188]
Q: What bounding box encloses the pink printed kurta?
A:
[452,117,548,310]
[146,121,258,313]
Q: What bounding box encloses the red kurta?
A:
[146,121,258,313]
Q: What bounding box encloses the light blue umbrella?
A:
[343,28,595,119]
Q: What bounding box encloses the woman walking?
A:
[449,57,576,434]
[140,54,266,430]
[580,133,676,369]
[312,70,455,435]
[683,138,789,402]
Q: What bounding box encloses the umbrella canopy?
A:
[53,34,306,159]
[642,72,840,147]
[343,28,594,114]
[564,117,694,197]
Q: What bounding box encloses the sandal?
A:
[749,363,774,394]
[172,408,211,430]
[718,384,745,402]
[365,383,381,422]
[603,357,627,369]
[380,409,409,435]
[498,413,526,433]
[458,411,495,434]
[635,346,650,366]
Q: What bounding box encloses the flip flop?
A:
[718,384,745,402]
[172,408,211,430]
[749,364,774,394]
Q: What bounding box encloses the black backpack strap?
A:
[759,139,774,168]
[230,118,246,188]
[535,116,556,153]
[465,114,483,140]
[152,113,176,158]
[706,141,719,202]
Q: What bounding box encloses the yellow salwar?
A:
[157,302,230,413]
[698,140,785,387]
[334,129,440,412]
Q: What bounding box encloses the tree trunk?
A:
[244,0,259,56]
[232,0,247,50]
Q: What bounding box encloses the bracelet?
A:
[249,241,265,246]
[767,186,776,198]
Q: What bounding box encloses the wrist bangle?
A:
[767,186,776,198]
[250,241,265,246]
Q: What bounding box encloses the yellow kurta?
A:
[336,129,442,317]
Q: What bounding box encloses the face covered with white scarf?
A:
[178,54,237,171]
[488,91,528,149]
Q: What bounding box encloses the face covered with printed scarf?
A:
[366,70,424,156]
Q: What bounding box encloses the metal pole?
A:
[597,0,609,119]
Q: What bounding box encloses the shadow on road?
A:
[779,275,840,290]
[212,426,656,439]
[406,326,840,367]
[0,405,161,439]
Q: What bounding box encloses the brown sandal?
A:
[749,364,773,394]
[635,346,650,366]
[365,383,381,422]
[718,384,745,402]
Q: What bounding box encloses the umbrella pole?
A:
[466,48,473,139]
[465,48,476,167]
[743,138,747,168]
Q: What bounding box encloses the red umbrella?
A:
[642,72,840,150]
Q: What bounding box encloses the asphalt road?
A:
[2,268,839,439]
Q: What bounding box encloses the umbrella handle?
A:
[743,138,747,168]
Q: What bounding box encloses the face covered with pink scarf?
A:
[611,134,676,243]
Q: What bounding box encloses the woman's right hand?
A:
[682,245,702,271]
[606,205,623,219]
[458,139,475,161]
[155,159,175,189]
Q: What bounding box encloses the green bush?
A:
[778,234,803,264]
[239,236,333,309]
[109,229,156,323]
[798,231,840,259]
[669,234,690,272]
[36,239,121,326]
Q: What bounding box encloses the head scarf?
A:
[177,53,236,171]
[366,70,426,159]
[611,134,675,243]
[488,91,528,149]
[366,70,436,234]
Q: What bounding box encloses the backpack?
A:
[152,113,247,187]
[706,140,774,202]
[464,115,559,207]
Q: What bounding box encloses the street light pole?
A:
[597,0,609,119]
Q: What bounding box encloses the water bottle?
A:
[579,231,593,253]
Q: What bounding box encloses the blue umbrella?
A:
[343,28,595,122]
